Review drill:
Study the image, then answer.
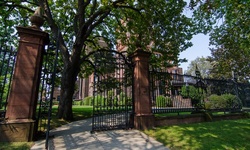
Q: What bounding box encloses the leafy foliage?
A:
[185,56,212,78]
[191,0,250,81]
[1,0,195,120]
[83,96,92,106]
[0,1,33,45]
[181,85,204,107]
[91,91,132,107]
[205,94,241,109]
[156,95,172,107]
[0,74,12,109]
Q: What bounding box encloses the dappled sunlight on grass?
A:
[200,132,218,138]
[144,119,250,150]
[0,142,34,150]
[48,105,93,129]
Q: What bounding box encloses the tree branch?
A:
[73,13,78,35]
[84,10,111,40]
[39,0,69,63]
[114,5,142,14]
[75,6,111,45]
[80,48,132,67]
[3,3,34,13]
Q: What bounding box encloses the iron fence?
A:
[92,51,133,131]
[0,45,17,121]
[35,47,55,136]
[0,41,58,135]
[150,68,244,114]
[36,39,58,144]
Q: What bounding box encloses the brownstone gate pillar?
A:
[5,26,49,120]
[0,10,49,142]
[131,49,155,130]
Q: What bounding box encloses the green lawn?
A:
[144,119,250,150]
[38,105,93,130]
[0,142,34,150]
[2,106,250,150]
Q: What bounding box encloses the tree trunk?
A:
[57,63,79,121]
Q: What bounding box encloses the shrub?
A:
[181,85,204,107]
[73,100,82,106]
[127,97,133,106]
[93,95,105,106]
[80,100,84,105]
[206,94,240,109]
[156,95,172,107]
[117,92,132,106]
[221,94,240,108]
[207,94,225,109]
[83,96,93,106]
[181,86,189,98]
[53,101,59,105]
[204,102,213,109]
[0,102,2,110]
[166,97,172,107]
[156,95,165,107]
[118,92,126,105]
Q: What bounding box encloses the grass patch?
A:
[38,105,93,130]
[0,142,34,150]
[72,106,93,120]
[144,119,250,150]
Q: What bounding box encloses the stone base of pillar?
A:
[0,119,35,142]
[134,114,155,130]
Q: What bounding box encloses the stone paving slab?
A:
[31,118,169,150]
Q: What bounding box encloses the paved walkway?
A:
[31,118,169,150]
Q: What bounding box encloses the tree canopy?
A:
[185,56,212,78]
[1,0,195,120]
[190,0,250,81]
[3,0,250,120]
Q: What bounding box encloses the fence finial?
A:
[30,7,44,29]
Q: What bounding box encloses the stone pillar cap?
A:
[30,7,45,30]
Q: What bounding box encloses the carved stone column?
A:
[5,27,49,120]
[131,49,155,130]
[0,8,49,142]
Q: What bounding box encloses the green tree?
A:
[0,75,11,109]
[1,0,194,120]
[181,85,203,107]
[190,0,250,81]
[0,1,32,45]
[185,56,212,78]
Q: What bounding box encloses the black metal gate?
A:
[31,38,60,150]
[0,45,16,120]
[36,39,58,133]
[92,51,133,131]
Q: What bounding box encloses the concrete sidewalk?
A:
[31,118,169,150]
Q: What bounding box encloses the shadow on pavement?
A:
[31,118,168,150]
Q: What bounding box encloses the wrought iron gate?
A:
[36,40,58,134]
[0,45,16,120]
[35,38,59,150]
[92,51,134,131]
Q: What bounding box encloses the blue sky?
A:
[179,0,212,72]
[179,33,211,72]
